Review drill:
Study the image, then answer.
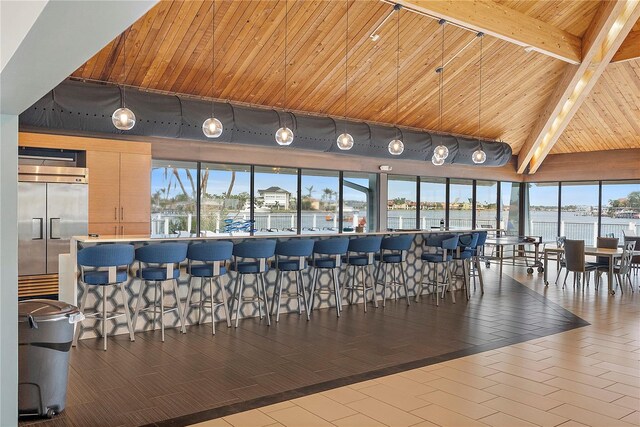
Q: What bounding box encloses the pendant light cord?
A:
[122,28,127,108]
[344,0,348,133]
[211,0,216,117]
[478,33,483,134]
[284,0,288,115]
[395,6,399,133]
[439,22,444,131]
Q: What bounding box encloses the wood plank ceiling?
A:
[70,0,638,157]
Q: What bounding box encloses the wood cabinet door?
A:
[88,222,119,237]
[120,222,151,236]
[119,153,151,224]
[87,151,121,223]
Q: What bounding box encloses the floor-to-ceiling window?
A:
[500,182,520,235]
[387,175,417,230]
[343,172,377,232]
[525,182,558,240]
[560,181,599,245]
[200,163,251,235]
[476,180,498,229]
[419,177,446,229]
[301,169,340,233]
[449,179,473,229]
[601,180,640,239]
[151,160,198,236]
[253,166,298,234]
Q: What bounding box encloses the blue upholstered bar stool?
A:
[73,244,135,351]
[228,240,276,327]
[270,239,315,322]
[375,234,413,306]
[182,241,233,335]
[453,233,479,301]
[132,243,188,342]
[309,238,349,317]
[469,231,487,294]
[343,236,383,312]
[416,234,459,306]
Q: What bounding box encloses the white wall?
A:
[0,1,48,72]
[0,114,18,427]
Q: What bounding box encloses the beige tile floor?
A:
[192,267,640,427]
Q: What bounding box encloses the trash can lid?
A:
[18,299,80,322]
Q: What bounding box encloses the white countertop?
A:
[73,228,501,244]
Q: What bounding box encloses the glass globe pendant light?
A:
[337,132,354,150]
[473,33,486,164]
[433,144,448,160]
[112,28,136,131]
[472,147,487,164]
[336,0,354,151]
[276,0,294,146]
[112,106,135,131]
[203,117,223,138]
[275,126,294,145]
[388,6,404,156]
[432,155,445,166]
[388,137,404,155]
[203,0,223,138]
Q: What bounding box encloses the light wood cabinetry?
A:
[87,151,151,236]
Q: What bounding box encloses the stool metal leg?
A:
[270,271,280,316]
[401,262,410,305]
[257,275,264,320]
[309,268,318,312]
[182,275,194,333]
[208,278,216,335]
[197,277,205,325]
[234,274,245,328]
[152,280,158,328]
[447,262,456,304]
[332,268,341,317]
[294,272,302,316]
[72,283,89,347]
[229,274,239,320]
[259,273,271,326]
[298,270,311,321]
[219,276,232,328]
[416,261,426,302]
[132,280,145,332]
[102,288,108,351]
[369,264,378,309]
[172,279,185,333]
[119,283,135,342]
[160,281,166,342]
[274,271,284,322]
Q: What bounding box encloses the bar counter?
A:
[66,228,496,339]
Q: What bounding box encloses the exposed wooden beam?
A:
[396,0,582,64]
[611,29,640,62]
[517,0,640,174]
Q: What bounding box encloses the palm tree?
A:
[305,185,315,198]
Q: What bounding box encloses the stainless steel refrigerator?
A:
[18,166,88,276]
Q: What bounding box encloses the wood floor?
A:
[193,267,640,427]
[20,267,594,427]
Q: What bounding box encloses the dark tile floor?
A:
[20,270,587,427]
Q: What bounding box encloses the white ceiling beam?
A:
[0,0,158,115]
[517,0,640,174]
[396,0,582,64]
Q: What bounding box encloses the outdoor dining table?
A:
[543,246,636,295]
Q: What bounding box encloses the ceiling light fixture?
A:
[473,32,486,164]
[337,0,354,151]
[276,0,294,146]
[433,20,448,162]
[203,0,223,138]
[112,28,136,131]
[388,4,404,156]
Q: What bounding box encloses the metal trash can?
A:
[18,299,84,418]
